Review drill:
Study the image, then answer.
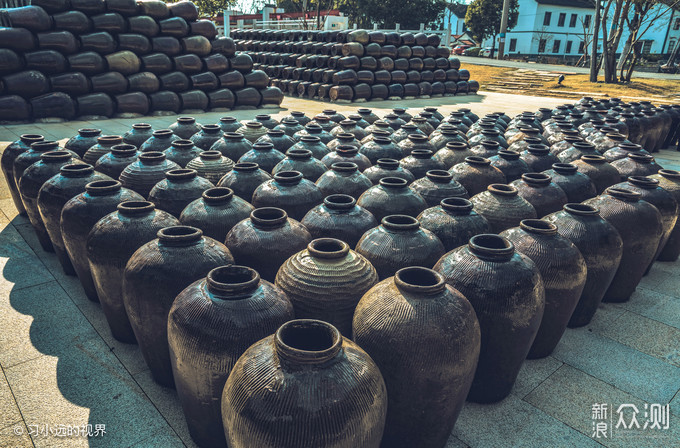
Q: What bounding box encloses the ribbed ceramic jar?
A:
[221,319,387,448]
[511,173,568,218]
[433,142,474,169]
[274,118,305,137]
[87,201,180,343]
[179,187,254,243]
[542,163,597,203]
[557,141,600,164]
[191,124,224,151]
[314,162,372,199]
[290,135,331,159]
[650,170,680,261]
[139,129,180,152]
[449,156,506,197]
[251,171,323,221]
[321,145,372,171]
[123,123,154,148]
[301,194,378,248]
[95,144,140,180]
[238,142,286,173]
[217,116,243,133]
[501,220,587,358]
[362,158,415,184]
[2,134,45,215]
[163,139,202,168]
[392,124,424,144]
[355,215,445,280]
[168,265,294,448]
[470,184,537,233]
[119,151,181,199]
[572,155,621,194]
[294,124,334,146]
[489,150,530,183]
[256,129,296,153]
[210,132,253,161]
[185,150,234,184]
[169,116,202,139]
[409,170,469,207]
[64,128,101,158]
[584,188,663,302]
[61,180,143,302]
[433,234,544,403]
[418,197,491,251]
[602,142,649,162]
[225,207,312,282]
[397,134,436,157]
[359,136,404,163]
[275,238,378,336]
[610,153,661,180]
[357,177,428,222]
[148,169,214,217]
[83,135,123,166]
[544,204,623,327]
[353,266,480,448]
[123,226,234,387]
[272,149,328,182]
[520,144,559,172]
[38,164,112,275]
[399,149,445,179]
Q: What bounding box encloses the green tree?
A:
[194,0,238,18]
[465,0,519,45]
[357,0,447,29]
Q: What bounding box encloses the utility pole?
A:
[498,0,510,59]
[589,0,600,82]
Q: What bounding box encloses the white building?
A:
[481,0,680,58]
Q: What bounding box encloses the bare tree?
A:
[532,26,553,56]
[577,15,593,67]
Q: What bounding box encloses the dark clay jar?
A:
[38,164,113,276]
[64,128,102,158]
[225,207,312,281]
[557,141,600,164]
[169,116,202,139]
[290,135,331,159]
[392,124,425,144]
[179,187,253,243]
[322,145,372,172]
[355,215,445,280]
[254,114,280,130]
[399,149,445,179]
[18,151,79,252]
[211,132,253,161]
[163,139,202,168]
[357,177,428,222]
[511,173,568,218]
[83,135,123,166]
[301,194,378,248]
[119,151,181,199]
[2,134,45,215]
[123,123,154,148]
[222,319,387,448]
[185,151,234,184]
[409,170,469,207]
[314,162,372,199]
[148,169,214,217]
[328,133,362,152]
[418,197,491,251]
[272,149,328,182]
[359,136,404,164]
[216,162,271,202]
[61,181,143,303]
[168,265,294,448]
[363,158,415,185]
[275,238,378,336]
[584,188,663,303]
[489,150,531,183]
[470,184,537,233]
[610,153,661,181]
[252,171,323,221]
[433,234,544,403]
[572,155,621,194]
[95,144,140,180]
[545,204,623,327]
[613,176,679,273]
[433,141,475,170]
[353,266,480,448]
[87,201,180,342]
[520,144,559,172]
[191,124,223,151]
[650,170,680,261]
[218,116,243,133]
[294,124,334,146]
[542,163,597,203]
[256,129,296,154]
[274,118,305,138]
[397,134,436,157]
[238,142,286,173]
[449,156,506,197]
[602,142,649,163]
[139,129,180,152]
[501,220,587,358]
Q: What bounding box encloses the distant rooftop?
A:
[535,0,594,9]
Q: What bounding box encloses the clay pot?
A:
[610,153,661,180]
[140,53,172,74]
[584,187,663,302]
[31,0,70,13]
[222,319,387,448]
[179,187,253,242]
[510,173,568,218]
[501,220,586,358]
[544,204,623,327]
[359,137,403,165]
[137,0,170,19]
[127,72,159,93]
[189,20,217,39]
[230,53,253,73]
[399,150,444,179]
[354,266,480,448]
[432,142,474,170]
[70,0,106,14]
[83,135,122,166]
[91,71,128,94]
[434,234,544,402]
[18,151,79,252]
[211,37,236,57]
[92,12,127,33]
[46,72,89,97]
[128,15,160,37]
[168,0,198,20]
[106,0,138,16]
[418,197,491,251]
[252,171,323,221]
[218,70,245,89]
[148,169,214,217]
[237,121,268,143]
[162,139,202,168]
[190,124,223,151]
[362,158,415,185]
[2,134,44,215]
[256,129,295,153]
[61,180,143,302]
[356,215,445,280]
[159,17,189,37]
[217,117,243,134]
[38,164,112,275]
[185,151,234,184]
[409,170,469,207]
[210,132,251,162]
[450,156,506,197]
[300,194,377,248]
[95,144,139,179]
[238,142,286,173]
[2,70,49,99]
[650,170,680,261]
[470,184,537,233]
[312,161,370,199]
[520,144,559,172]
[572,155,621,194]
[23,50,67,75]
[216,162,270,202]
[152,36,181,55]
[119,151,181,199]
[124,226,234,387]
[64,128,101,158]
[489,150,530,183]
[169,117,201,139]
[542,163,597,203]
[272,149,327,182]
[139,129,179,152]
[357,177,427,221]
[76,93,115,118]
[0,27,36,53]
[13,140,62,220]
[105,51,141,75]
[225,207,312,281]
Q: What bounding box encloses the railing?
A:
[1,0,30,7]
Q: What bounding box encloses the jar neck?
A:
[441,197,473,215]
[250,207,288,229]
[158,226,203,246]
[307,238,350,259]
[519,219,558,235]
[468,234,515,261]
[203,187,233,204]
[275,320,342,367]
[206,265,260,298]
[85,180,122,196]
[394,266,446,295]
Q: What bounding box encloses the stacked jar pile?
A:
[231,28,479,102]
[2,98,680,448]
[0,0,284,122]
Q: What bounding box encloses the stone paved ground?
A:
[0,93,678,448]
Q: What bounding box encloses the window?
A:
[584,14,591,28]
[538,39,547,53]
[578,40,585,53]
[642,40,653,54]
[543,11,552,26]
[569,13,577,27]
[566,40,573,53]
[558,13,566,27]
[668,39,677,53]
[674,17,680,30]
[509,38,517,52]
[553,40,561,53]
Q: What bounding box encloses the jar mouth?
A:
[251,207,288,227]
[207,265,260,296]
[382,214,420,230]
[573,141,595,150]
[166,169,198,181]
[267,129,285,137]
[411,149,433,159]
[220,116,236,123]
[234,162,259,171]
[358,108,371,114]
[171,139,195,149]
[564,203,599,216]
[31,141,59,151]
[628,153,654,163]
[307,238,350,259]
[253,142,275,151]
[400,124,417,130]
[617,142,641,150]
[291,111,305,117]
[498,150,519,160]
[245,121,263,128]
[659,169,680,180]
[469,234,514,260]
[201,124,221,133]
[85,180,122,195]
[336,132,356,141]
[300,135,322,144]
[520,219,558,235]
[331,162,358,173]
[286,148,312,159]
[225,132,244,139]
[425,170,452,182]
[481,129,500,136]
[627,175,659,189]
[480,139,500,148]
[527,144,549,154]
[61,163,94,177]
[117,200,155,215]
[324,193,356,209]
[446,142,468,151]
[408,134,428,142]
[373,135,391,143]
[441,197,473,213]
[336,145,359,155]
[40,150,72,162]
[274,170,303,184]
[606,187,642,201]
[281,118,300,126]
[379,176,408,188]
[552,163,577,174]
[200,150,222,160]
[275,319,342,365]
[313,114,330,122]
[522,172,551,185]
[323,109,337,115]
[394,266,446,294]
[158,225,203,244]
[79,128,102,137]
[256,114,271,120]
[488,183,518,196]
[139,151,166,163]
[203,186,233,203]
[465,156,491,166]
[580,154,606,163]
[177,117,196,124]
[111,144,138,155]
[20,134,44,143]
[152,129,173,138]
